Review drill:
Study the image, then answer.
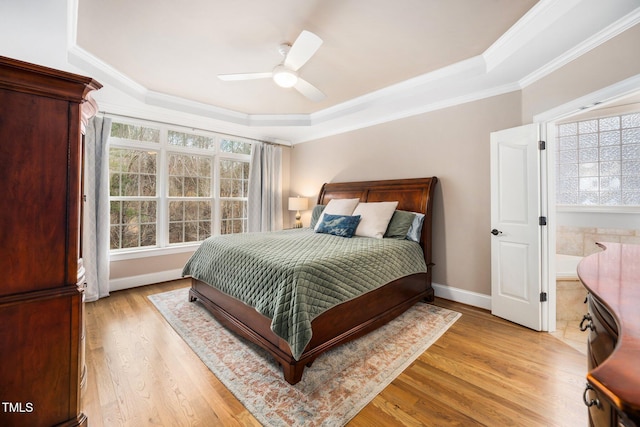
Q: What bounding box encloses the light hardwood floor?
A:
[82,280,588,426]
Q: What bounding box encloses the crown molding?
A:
[144,90,249,125]
[533,73,640,123]
[520,6,640,88]
[310,55,486,126]
[291,81,523,144]
[67,45,148,102]
[483,0,583,72]
[66,0,640,144]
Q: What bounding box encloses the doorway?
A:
[540,83,640,346]
[491,76,640,336]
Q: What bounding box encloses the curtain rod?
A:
[99,111,291,148]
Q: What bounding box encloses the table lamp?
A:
[288,196,309,228]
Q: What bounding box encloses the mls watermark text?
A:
[2,402,34,413]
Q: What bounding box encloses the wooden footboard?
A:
[189,271,433,384]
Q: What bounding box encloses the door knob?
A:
[491,229,503,236]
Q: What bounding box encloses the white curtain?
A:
[248,142,283,232]
[84,116,111,302]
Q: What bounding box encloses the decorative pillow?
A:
[309,204,325,229]
[384,210,416,239]
[406,212,425,242]
[314,198,360,230]
[352,201,399,239]
[315,214,361,238]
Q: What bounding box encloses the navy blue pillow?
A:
[315,214,361,238]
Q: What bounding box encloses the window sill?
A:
[110,243,200,261]
[557,205,640,214]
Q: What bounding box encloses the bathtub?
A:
[556,254,583,280]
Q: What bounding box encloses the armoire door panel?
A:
[0,292,81,426]
[0,88,69,296]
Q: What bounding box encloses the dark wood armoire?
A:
[0,56,101,426]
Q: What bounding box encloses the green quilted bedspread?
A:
[182,228,427,360]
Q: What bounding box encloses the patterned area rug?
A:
[149,288,460,426]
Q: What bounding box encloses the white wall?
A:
[291,92,523,301]
[0,0,72,70]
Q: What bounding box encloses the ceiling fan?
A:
[217,30,326,102]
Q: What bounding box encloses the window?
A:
[220,159,250,234]
[109,123,159,250]
[167,153,212,244]
[556,112,640,206]
[108,119,253,252]
[220,139,252,234]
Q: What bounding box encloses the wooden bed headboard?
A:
[317,177,439,266]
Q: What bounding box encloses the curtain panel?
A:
[248,143,283,232]
[84,116,111,302]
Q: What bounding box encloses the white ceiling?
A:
[70,0,640,143]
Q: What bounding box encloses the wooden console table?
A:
[577,242,640,427]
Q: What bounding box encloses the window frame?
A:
[555,110,640,211]
[107,117,253,260]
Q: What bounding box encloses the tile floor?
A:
[552,278,589,355]
[551,319,588,355]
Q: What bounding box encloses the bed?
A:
[184,177,438,384]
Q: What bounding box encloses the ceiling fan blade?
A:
[218,72,272,81]
[284,30,323,71]
[294,78,326,102]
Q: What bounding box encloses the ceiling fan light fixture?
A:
[218,31,324,100]
[272,65,298,88]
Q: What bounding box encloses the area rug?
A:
[148,288,460,426]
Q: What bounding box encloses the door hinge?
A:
[539,216,547,226]
[539,140,546,150]
[540,292,548,302]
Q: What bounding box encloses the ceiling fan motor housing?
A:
[278,43,291,57]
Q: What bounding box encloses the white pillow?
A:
[352,201,399,238]
[314,198,360,230]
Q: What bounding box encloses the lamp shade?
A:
[288,197,308,211]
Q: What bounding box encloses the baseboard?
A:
[109,273,492,310]
[432,282,492,310]
[109,269,185,292]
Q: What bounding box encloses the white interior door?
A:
[490,124,543,331]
